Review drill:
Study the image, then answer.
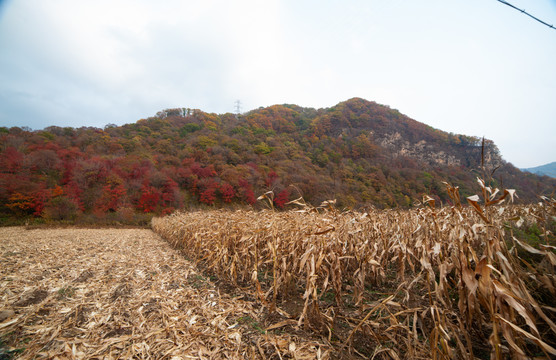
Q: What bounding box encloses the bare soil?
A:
[0,227,331,359]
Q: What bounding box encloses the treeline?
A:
[1,98,554,223]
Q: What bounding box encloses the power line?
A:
[495,0,556,30]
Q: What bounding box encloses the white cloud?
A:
[0,0,555,167]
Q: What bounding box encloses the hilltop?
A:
[1,98,554,222]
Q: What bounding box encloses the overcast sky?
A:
[0,0,555,168]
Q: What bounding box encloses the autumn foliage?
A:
[1,99,555,223]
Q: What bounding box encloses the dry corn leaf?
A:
[496,315,556,355]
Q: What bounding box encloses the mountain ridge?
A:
[522,161,556,178]
[1,98,554,221]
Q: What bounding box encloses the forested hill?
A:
[1,98,554,221]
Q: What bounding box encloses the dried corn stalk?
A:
[153,181,556,359]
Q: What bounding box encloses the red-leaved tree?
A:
[219,183,235,203]
[274,188,290,209]
[239,178,256,205]
[137,185,161,213]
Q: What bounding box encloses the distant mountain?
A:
[1,98,555,221]
[522,162,556,178]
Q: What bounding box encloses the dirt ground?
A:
[0,227,330,359]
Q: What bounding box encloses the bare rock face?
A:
[375,131,504,169]
[377,132,461,166]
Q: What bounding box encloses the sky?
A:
[0,0,555,168]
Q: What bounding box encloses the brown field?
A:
[0,227,328,359]
[2,181,555,359]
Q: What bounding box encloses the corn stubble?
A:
[153,179,556,359]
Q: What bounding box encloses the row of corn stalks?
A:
[152,179,556,359]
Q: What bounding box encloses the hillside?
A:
[522,161,556,178]
[1,98,554,222]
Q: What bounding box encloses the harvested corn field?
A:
[0,227,330,359]
[152,183,556,359]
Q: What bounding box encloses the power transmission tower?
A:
[234,100,242,115]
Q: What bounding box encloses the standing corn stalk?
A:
[152,179,556,358]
